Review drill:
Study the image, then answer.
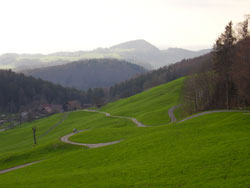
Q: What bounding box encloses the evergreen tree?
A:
[213,21,236,109]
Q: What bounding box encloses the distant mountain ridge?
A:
[110,40,210,68]
[0,39,210,70]
[161,47,211,66]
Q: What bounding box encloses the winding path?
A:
[179,110,249,122]
[168,105,181,123]
[3,106,248,173]
[1,107,177,174]
[60,130,123,148]
[83,109,147,127]
[61,106,249,149]
[0,160,42,174]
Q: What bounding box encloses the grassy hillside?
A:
[0,111,133,170]
[102,77,185,125]
[0,111,249,188]
[0,77,249,188]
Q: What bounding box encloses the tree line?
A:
[183,16,250,113]
[0,70,106,113]
[0,51,213,113]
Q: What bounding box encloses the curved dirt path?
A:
[61,130,123,148]
[179,110,249,122]
[83,109,147,127]
[0,160,42,174]
[168,105,181,123]
[62,107,248,148]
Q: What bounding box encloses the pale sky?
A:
[0,0,249,54]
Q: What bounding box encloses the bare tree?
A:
[213,21,236,109]
[32,126,37,145]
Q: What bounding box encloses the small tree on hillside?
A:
[28,112,37,145]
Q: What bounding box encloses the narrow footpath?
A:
[0,160,42,174]
[60,130,123,148]
[83,109,147,127]
[168,105,181,123]
[2,106,247,174]
[179,110,249,122]
[60,107,179,148]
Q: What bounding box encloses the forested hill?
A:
[109,53,212,99]
[24,59,146,91]
[0,70,86,113]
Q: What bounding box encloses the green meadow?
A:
[101,77,185,125]
[0,77,249,188]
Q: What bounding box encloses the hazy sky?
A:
[0,0,249,54]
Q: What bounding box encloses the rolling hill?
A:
[161,47,211,66]
[101,77,185,125]
[0,77,249,188]
[24,59,147,90]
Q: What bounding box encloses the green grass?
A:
[0,111,134,170]
[70,126,143,144]
[0,112,249,188]
[101,77,185,125]
[0,77,249,188]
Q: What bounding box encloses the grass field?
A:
[0,78,249,188]
[0,111,133,170]
[101,77,185,125]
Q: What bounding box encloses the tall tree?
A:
[213,21,236,109]
[232,16,250,107]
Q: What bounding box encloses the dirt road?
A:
[0,160,42,174]
[168,105,181,122]
[83,110,147,127]
[179,110,249,122]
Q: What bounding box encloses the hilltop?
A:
[110,39,160,52]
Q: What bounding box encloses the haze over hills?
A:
[24,59,146,91]
[110,39,210,68]
[0,39,210,70]
[161,47,211,67]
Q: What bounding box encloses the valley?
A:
[0,6,249,187]
[0,77,249,188]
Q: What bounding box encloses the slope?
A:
[102,77,185,125]
[0,111,249,188]
[0,111,134,170]
[0,77,249,188]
